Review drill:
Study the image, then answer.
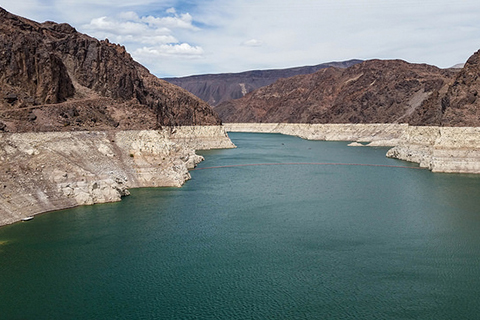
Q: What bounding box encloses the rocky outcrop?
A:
[406,51,480,127]
[164,60,362,106]
[0,126,235,226]
[216,60,456,124]
[386,126,480,173]
[0,7,221,132]
[436,50,480,127]
[225,123,480,174]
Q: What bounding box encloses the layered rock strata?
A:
[0,126,235,226]
[386,126,480,173]
[225,123,480,174]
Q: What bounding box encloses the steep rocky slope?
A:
[215,59,460,125]
[164,60,362,106]
[0,7,221,133]
[0,8,236,226]
[408,49,480,127]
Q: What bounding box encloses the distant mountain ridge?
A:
[214,58,473,125]
[164,60,362,106]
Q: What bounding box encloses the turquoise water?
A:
[2,132,480,319]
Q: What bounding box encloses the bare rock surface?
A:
[0,7,221,132]
[435,50,480,126]
[216,60,457,124]
[0,8,236,226]
[0,126,235,226]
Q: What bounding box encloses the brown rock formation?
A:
[0,7,221,132]
[379,50,480,127]
[434,49,480,126]
[164,60,362,106]
[216,59,458,124]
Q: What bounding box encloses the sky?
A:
[1,0,480,77]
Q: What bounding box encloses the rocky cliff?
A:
[0,126,234,226]
[0,8,237,226]
[408,49,480,127]
[216,59,458,125]
[0,7,221,133]
[164,60,362,106]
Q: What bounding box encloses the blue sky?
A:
[2,0,480,77]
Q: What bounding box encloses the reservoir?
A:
[2,132,480,319]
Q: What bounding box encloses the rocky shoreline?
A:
[0,126,235,226]
[225,123,480,174]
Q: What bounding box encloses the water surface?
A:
[1,132,480,319]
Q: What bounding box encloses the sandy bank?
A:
[0,126,235,226]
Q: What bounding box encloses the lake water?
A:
[2,132,480,319]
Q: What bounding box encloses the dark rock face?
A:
[437,50,480,126]
[164,60,362,106]
[216,59,460,125]
[0,7,221,132]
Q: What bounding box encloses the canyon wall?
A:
[0,8,237,227]
[216,60,456,124]
[0,126,235,226]
[225,123,480,174]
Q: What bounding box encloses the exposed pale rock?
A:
[387,126,480,173]
[348,142,365,147]
[168,125,237,150]
[225,123,480,174]
[225,123,406,146]
[0,126,235,226]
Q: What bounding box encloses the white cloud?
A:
[186,0,480,74]
[166,7,176,14]
[141,13,198,30]
[80,6,203,64]
[134,43,204,58]
[86,16,151,36]
[242,39,264,47]
[4,0,480,77]
[117,11,140,21]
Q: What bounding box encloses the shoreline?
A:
[0,126,235,227]
[225,123,480,174]
[4,122,480,226]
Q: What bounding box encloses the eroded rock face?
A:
[215,59,457,125]
[0,7,221,132]
[0,126,235,226]
[439,50,480,126]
